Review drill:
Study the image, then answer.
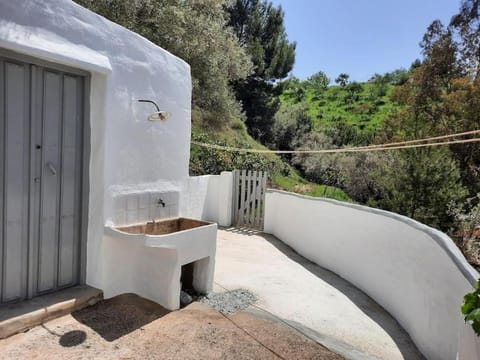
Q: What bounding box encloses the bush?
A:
[230,118,246,131]
[461,280,480,335]
[371,147,468,231]
[189,130,285,177]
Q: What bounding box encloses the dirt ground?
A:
[0,293,343,360]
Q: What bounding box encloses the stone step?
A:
[0,285,103,339]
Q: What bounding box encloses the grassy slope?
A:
[190,118,351,202]
[281,83,396,134]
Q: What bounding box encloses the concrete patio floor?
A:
[0,228,425,360]
[0,293,342,360]
[214,228,425,360]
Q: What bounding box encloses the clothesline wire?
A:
[191,129,480,154]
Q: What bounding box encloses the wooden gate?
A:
[232,170,267,230]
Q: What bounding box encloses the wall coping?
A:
[0,32,112,74]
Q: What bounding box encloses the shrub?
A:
[230,118,246,131]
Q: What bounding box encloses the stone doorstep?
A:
[0,285,103,339]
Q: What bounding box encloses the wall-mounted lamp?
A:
[137,99,172,122]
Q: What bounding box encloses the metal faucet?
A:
[157,198,166,207]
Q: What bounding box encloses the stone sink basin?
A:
[116,217,212,236]
[103,217,217,310]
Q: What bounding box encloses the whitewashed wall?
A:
[0,0,200,293]
[181,172,233,226]
[264,190,480,360]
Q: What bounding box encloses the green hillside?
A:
[280,80,401,135]
[189,115,351,202]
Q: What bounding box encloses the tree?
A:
[450,0,480,79]
[369,69,409,87]
[292,132,345,188]
[420,21,462,89]
[410,59,422,70]
[386,16,480,196]
[344,81,363,103]
[372,148,467,231]
[386,20,461,138]
[74,0,252,125]
[335,73,350,86]
[442,77,480,194]
[305,71,330,92]
[271,102,312,154]
[227,0,296,143]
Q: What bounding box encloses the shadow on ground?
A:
[222,226,263,236]
[248,230,425,360]
[72,293,170,341]
[40,325,88,348]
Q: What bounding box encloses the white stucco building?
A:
[1,1,480,359]
[0,0,232,311]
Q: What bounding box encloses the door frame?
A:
[0,48,91,299]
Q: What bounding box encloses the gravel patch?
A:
[201,289,257,314]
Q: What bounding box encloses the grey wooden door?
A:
[0,51,86,304]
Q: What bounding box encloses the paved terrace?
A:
[214,228,424,360]
[1,228,424,360]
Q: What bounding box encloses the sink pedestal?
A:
[103,217,217,310]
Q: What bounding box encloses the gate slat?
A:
[244,170,252,226]
[237,170,241,226]
[233,169,267,230]
[232,170,239,226]
[244,170,249,225]
[260,171,267,230]
[239,170,246,226]
[254,171,263,227]
[249,170,258,226]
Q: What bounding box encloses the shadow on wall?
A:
[72,293,170,341]
[260,233,426,360]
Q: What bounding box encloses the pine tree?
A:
[227,0,296,143]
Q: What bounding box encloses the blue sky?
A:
[270,0,460,81]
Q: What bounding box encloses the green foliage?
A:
[271,174,351,202]
[305,71,330,92]
[449,194,480,266]
[227,0,296,80]
[232,79,280,142]
[462,280,480,335]
[230,118,247,131]
[369,69,410,86]
[280,79,396,135]
[344,82,363,103]
[227,0,296,143]
[450,0,480,78]
[75,0,252,125]
[335,73,350,86]
[291,131,382,203]
[371,148,468,231]
[190,124,351,202]
[271,102,312,151]
[190,126,290,176]
[450,194,480,235]
[386,16,480,197]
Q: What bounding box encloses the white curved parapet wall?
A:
[264,190,480,360]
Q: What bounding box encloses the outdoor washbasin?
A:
[103,217,217,310]
[106,217,217,259]
[116,217,212,236]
